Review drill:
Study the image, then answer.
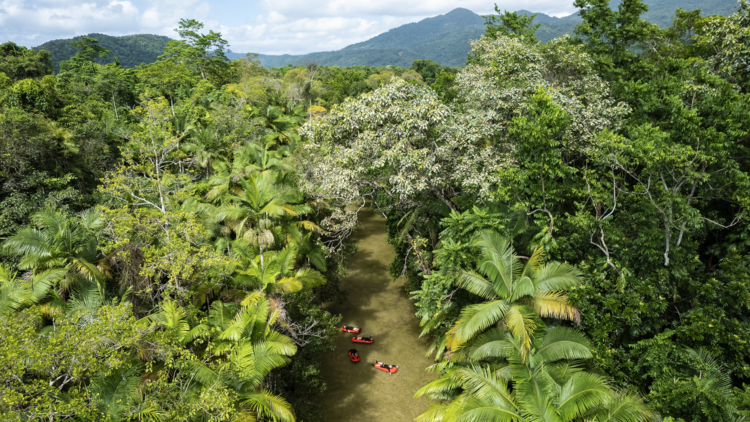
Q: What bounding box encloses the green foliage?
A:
[5,5,750,421]
[160,19,231,83]
[0,20,358,420]
[483,6,541,42]
[0,42,53,82]
[0,303,147,420]
[415,326,655,422]
[702,0,750,92]
[59,36,112,76]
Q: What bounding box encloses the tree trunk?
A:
[112,92,118,120]
[406,233,431,275]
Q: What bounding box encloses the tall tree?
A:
[483,6,540,42]
[160,19,230,81]
[59,36,111,76]
[445,230,582,359]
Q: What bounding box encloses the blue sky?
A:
[0,0,579,54]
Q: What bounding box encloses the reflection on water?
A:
[319,207,435,421]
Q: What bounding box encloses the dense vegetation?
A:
[0,17,457,421]
[2,0,750,421]
[301,0,750,420]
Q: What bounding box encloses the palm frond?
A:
[535,262,583,292]
[504,305,540,361]
[474,230,516,298]
[183,360,219,386]
[466,328,516,361]
[448,300,510,348]
[592,389,657,422]
[89,365,141,421]
[531,291,580,324]
[458,270,500,300]
[240,389,296,422]
[536,327,592,363]
[557,372,611,421]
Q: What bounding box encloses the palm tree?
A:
[182,124,228,176]
[1,209,107,298]
[415,327,655,422]
[236,140,294,175]
[206,141,294,201]
[0,265,66,314]
[151,298,297,422]
[88,365,166,422]
[212,171,312,264]
[253,104,304,147]
[446,230,582,360]
[233,244,326,301]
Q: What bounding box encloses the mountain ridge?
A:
[34,0,740,71]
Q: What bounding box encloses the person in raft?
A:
[375,361,395,370]
[354,336,373,341]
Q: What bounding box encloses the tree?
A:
[95,62,136,119]
[233,244,326,300]
[701,0,750,92]
[100,97,222,301]
[300,79,454,237]
[136,59,194,116]
[573,0,657,80]
[0,42,53,82]
[0,264,65,314]
[212,170,311,264]
[2,209,106,298]
[0,303,147,420]
[161,19,230,81]
[444,230,582,359]
[151,298,297,421]
[483,6,540,42]
[59,36,111,76]
[416,327,655,422]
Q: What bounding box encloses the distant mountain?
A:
[36,33,171,73]
[247,0,738,68]
[34,0,739,71]
[233,8,484,68]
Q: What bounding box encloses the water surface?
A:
[319,207,435,421]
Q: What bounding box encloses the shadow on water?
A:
[319,207,436,421]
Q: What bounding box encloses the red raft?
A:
[373,361,398,374]
[340,326,362,334]
[348,349,360,363]
[352,336,374,344]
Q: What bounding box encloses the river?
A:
[318,206,436,421]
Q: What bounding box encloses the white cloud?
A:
[0,0,204,45]
[259,0,574,18]
[222,15,383,54]
[0,0,579,54]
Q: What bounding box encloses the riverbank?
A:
[318,206,435,421]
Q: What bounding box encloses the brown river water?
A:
[318,206,436,421]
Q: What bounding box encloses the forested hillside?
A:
[248,0,738,67]
[36,0,739,71]
[3,0,750,421]
[36,33,171,72]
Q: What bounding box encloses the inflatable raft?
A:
[340,326,362,334]
[348,349,360,362]
[352,336,374,344]
[373,361,398,374]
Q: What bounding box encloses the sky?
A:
[0,0,579,54]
